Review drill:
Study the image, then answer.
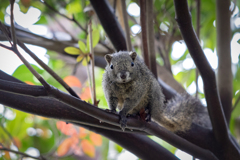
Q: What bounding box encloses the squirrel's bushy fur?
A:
[102,51,211,132]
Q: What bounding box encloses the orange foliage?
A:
[4,151,10,160]
[25,81,34,85]
[79,127,87,139]
[90,132,102,146]
[36,116,49,120]
[80,139,95,158]
[63,76,82,88]
[57,138,73,156]
[56,121,77,136]
[13,137,21,148]
[56,123,101,158]
[57,135,80,157]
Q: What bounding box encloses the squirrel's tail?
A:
[152,94,211,132]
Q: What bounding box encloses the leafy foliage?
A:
[0,0,240,159]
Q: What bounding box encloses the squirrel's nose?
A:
[120,74,126,79]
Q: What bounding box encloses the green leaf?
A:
[76,54,85,62]
[6,110,33,139]
[64,47,81,55]
[149,136,176,154]
[78,41,86,53]
[66,1,82,14]
[12,64,44,84]
[87,29,100,51]
[238,55,240,68]
[82,56,90,66]
[115,144,123,153]
[0,11,4,21]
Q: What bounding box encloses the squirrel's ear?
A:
[105,54,112,64]
[129,51,137,61]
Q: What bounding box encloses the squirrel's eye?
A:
[131,62,134,67]
[110,65,114,69]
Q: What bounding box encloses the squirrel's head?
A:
[104,51,138,83]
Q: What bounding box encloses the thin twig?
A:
[0,147,40,159]
[17,40,79,98]
[86,62,93,104]
[7,2,53,95]
[88,20,97,106]
[40,0,86,32]
[51,15,76,41]
[10,0,17,49]
[195,0,201,98]
[0,123,19,150]
[0,43,12,50]
[232,94,240,112]
[41,0,115,53]
[0,13,79,99]
[0,22,12,45]
[120,0,132,51]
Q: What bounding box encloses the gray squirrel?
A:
[102,51,211,132]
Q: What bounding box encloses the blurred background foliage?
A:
[0,0,240,159]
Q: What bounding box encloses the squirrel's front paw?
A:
[105,109,117,113]
[119,111,127,131]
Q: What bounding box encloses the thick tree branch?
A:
[1,70,236,159]
[216,0,232,124]
[0,72,177,160]
[77,124,179,160]
[173,0,240,159]
[0,73,217,160]
[174,0,226,141]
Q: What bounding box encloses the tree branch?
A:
[0,147,41,160]
[89,0,126,51]
[0,72,179,160]
[195,0,200,98]
[174,0,226,141]
[146,0,157,78]
[10,0,17,49]
[17,40,79,98]
[40,0,86,33]
[120,0,132,51]
[1,70,237,159]
[173,0,240,159]
[216,0,232,124]
[139,0,150,67]
[0,72,217,160]
[76,123,180,160]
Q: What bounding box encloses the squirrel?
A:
[102,51,211,132]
